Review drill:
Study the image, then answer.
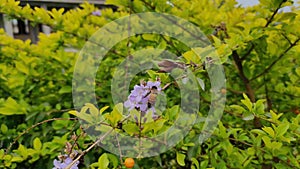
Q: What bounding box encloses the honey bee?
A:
[145,86,158,108]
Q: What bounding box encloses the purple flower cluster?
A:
[92,10,101,16]
[53,154,79,169]
[124,80,161,113]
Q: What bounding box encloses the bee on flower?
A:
[124,79,162,118]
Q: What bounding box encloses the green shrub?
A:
[0,0,299,168]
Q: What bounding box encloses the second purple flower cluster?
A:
[53,154,79,169]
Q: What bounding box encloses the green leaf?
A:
[0,97,27,115]
[191,157,199,169]
[242,111,254,121]
[11,156,23,162]
[107,154,119,168]
[1,124,8,134]
[222,140,233,155]
[155,155,163,167]
[278,135,292,143]
[16,144,28,159]
[254,99,266,115]
[211,35,222,47]
[33,7,51,23]
[142,34,156,41]
[262,127,275,138]
[142,118,166,134]
[157,40,167,49]
[176,152,186,166]
[277,12,297,21]
[15,61,29,75]
[147,70,157,79]
[218,121,227,138]
[167,105,179,121]
[105,103,123,127]
[69,107,94,124]
[85,103,99,118]
[122,123,139,136]
[271,141,282,150]
[241,93,252,111]
[98,153,109,169]
[33,137,42,151]
[153,119,166,134]
[200,160,209,168]
[29,153,39,163]
[68,110,78,116]
[230,105,246,114]
[276,123,289,138]
[243,156,255,167]
[247,147,256,156]
[197,78,205,90]
[100,106,110,114]
[270,110,283,121]
[295,67,300,77]
[58,86,72,94]
[251,129,266,135]
[183,50,199,64]
[262,136,272,149]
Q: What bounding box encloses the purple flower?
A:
[124,80,161,114]
[53,155,79,169]
[124,84,148,111]
[131,85,149,101]
[92,10,101,16]
[146,81,161,91]
[137,97,148,112]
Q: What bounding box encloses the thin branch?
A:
[232,50,255,102]
[115,133,123,163]
[264,75,272,111]
[232,51,249,83]
[228,137,253,147]
[65,128,114,169]
[162,82,172,91]
[241,43,254,61]
[254,82,266,91]
[224,109,242,118]
[69,132,81,155]
[239,1,284,62]
[46,109,72,115]
[250,38,300,81]
[281,33,293,45]
[265,1,284,27]
[232,50,261,127]
[254,115,278,125]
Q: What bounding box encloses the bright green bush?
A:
[0,0,300,168]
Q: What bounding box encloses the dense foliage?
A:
[0,0,300,168]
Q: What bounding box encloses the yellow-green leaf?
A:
[262,127,275,138]
[98,153,109,169]
[100,106,109,114]
[0,97,27,115]
[1,124,8,134]
[105,103,123,126]
[33,137,42,151]
[176,152,186,166]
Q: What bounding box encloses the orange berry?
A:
[124,158,135,168]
